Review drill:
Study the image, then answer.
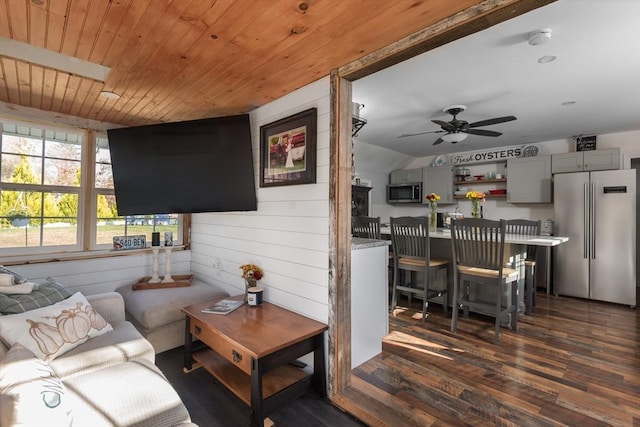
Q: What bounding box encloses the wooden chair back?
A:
[352,216,381,239]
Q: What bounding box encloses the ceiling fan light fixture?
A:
[100,91,121,99]
[441,132,468,143]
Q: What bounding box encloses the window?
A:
[0,120,183,257]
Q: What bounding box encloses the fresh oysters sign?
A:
[451,145,537,165]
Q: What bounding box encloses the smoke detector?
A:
[528,29,552,46]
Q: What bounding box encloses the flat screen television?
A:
[107,114,257,215]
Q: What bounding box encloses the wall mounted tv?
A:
[107,114,257,215]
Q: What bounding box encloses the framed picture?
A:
[259,108,317,187]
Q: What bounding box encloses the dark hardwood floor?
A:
[158,293,639,426]
[155,346,365,427]
[340,293,640,426]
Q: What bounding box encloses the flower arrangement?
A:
[240,263,263,281]
[465,191,485,218]
[425,192,440,206]
[240,263,263,302]
[425,193,440,231]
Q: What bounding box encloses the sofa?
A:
[0,288,197,427]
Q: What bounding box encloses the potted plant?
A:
[6,208,29,227]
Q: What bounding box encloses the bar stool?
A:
[450,218,519,344]
[351,216,381,239]
[352,216,394,288]
[505,219,541,315]
[389,216,449,321]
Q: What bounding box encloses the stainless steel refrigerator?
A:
[554,169,636,306]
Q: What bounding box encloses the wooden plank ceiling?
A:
[0,0,540,127]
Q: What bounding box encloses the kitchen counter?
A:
[352,237,391,250]
[380,226,569,247]
[351,237,390,369]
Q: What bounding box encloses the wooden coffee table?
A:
[182,296,328,427]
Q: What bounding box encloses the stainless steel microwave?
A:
[387,183,422,204]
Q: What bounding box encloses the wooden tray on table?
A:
[132,274,193,290]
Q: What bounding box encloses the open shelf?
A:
[454,178,507,185]
[193,348,310,406]
[453,194,506,200]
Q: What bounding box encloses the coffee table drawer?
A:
[191,318,251,374]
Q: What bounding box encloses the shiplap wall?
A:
[7,250,191,295]
[189,77,331,323]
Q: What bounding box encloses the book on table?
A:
[201,299,244,315]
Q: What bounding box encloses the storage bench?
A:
[116,279,227,353]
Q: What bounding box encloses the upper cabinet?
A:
[422,167,455,205]
[389,168,423,184]
[507,155,552,203]
[551,148,620,174]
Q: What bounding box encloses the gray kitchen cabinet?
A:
[551,148,620,174]
[506,155,551,203]
[422,166,455,205]
[389,168,423,184]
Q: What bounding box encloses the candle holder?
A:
[148,247,161,283]
[161,246,174,283]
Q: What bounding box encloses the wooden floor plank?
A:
[338,293,640,427]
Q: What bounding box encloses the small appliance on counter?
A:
[444,209,464,228]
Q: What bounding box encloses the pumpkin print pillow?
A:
[0,292,113,362]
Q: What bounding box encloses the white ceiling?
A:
[353,0,640,158]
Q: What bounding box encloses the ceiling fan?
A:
[398,105,517,145]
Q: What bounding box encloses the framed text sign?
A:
[451,145,538,166]
[576,135,597,151]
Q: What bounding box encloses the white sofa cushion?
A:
[0,343,73,426]
[65,359,192,427]
[0,292,113,362]
[116,280,226,330]
[49,320,155,380]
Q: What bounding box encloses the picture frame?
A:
[576,135,597,151]
[259,108,317,187]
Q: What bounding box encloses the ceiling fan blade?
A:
[431,119,455,131]
[432,137,444,145]
[465,128,502,137]
[397,130,443,138]
[468,115,517,128]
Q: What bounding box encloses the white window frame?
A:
[0,119,185,260]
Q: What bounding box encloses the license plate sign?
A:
[113,235,146,251]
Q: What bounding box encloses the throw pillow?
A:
[0,266,26,284]
[0,292,113,362]
[0,343,72,426]
[0,277,72,315]
[0,274,15,287]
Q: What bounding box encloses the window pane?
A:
[96,194,122,244]
[0,223,41,248]
[44,158,81,186]
[1,189,40,219]
[95,138,113,189]
[1,189,79,248]
[42,223,78,246]
[1,134,43,156]
[44,140,82,161]
[1,153,42,184]
[95,162,113,189]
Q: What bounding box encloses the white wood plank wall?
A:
[8,250,191,295]
[190,77,331,323]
